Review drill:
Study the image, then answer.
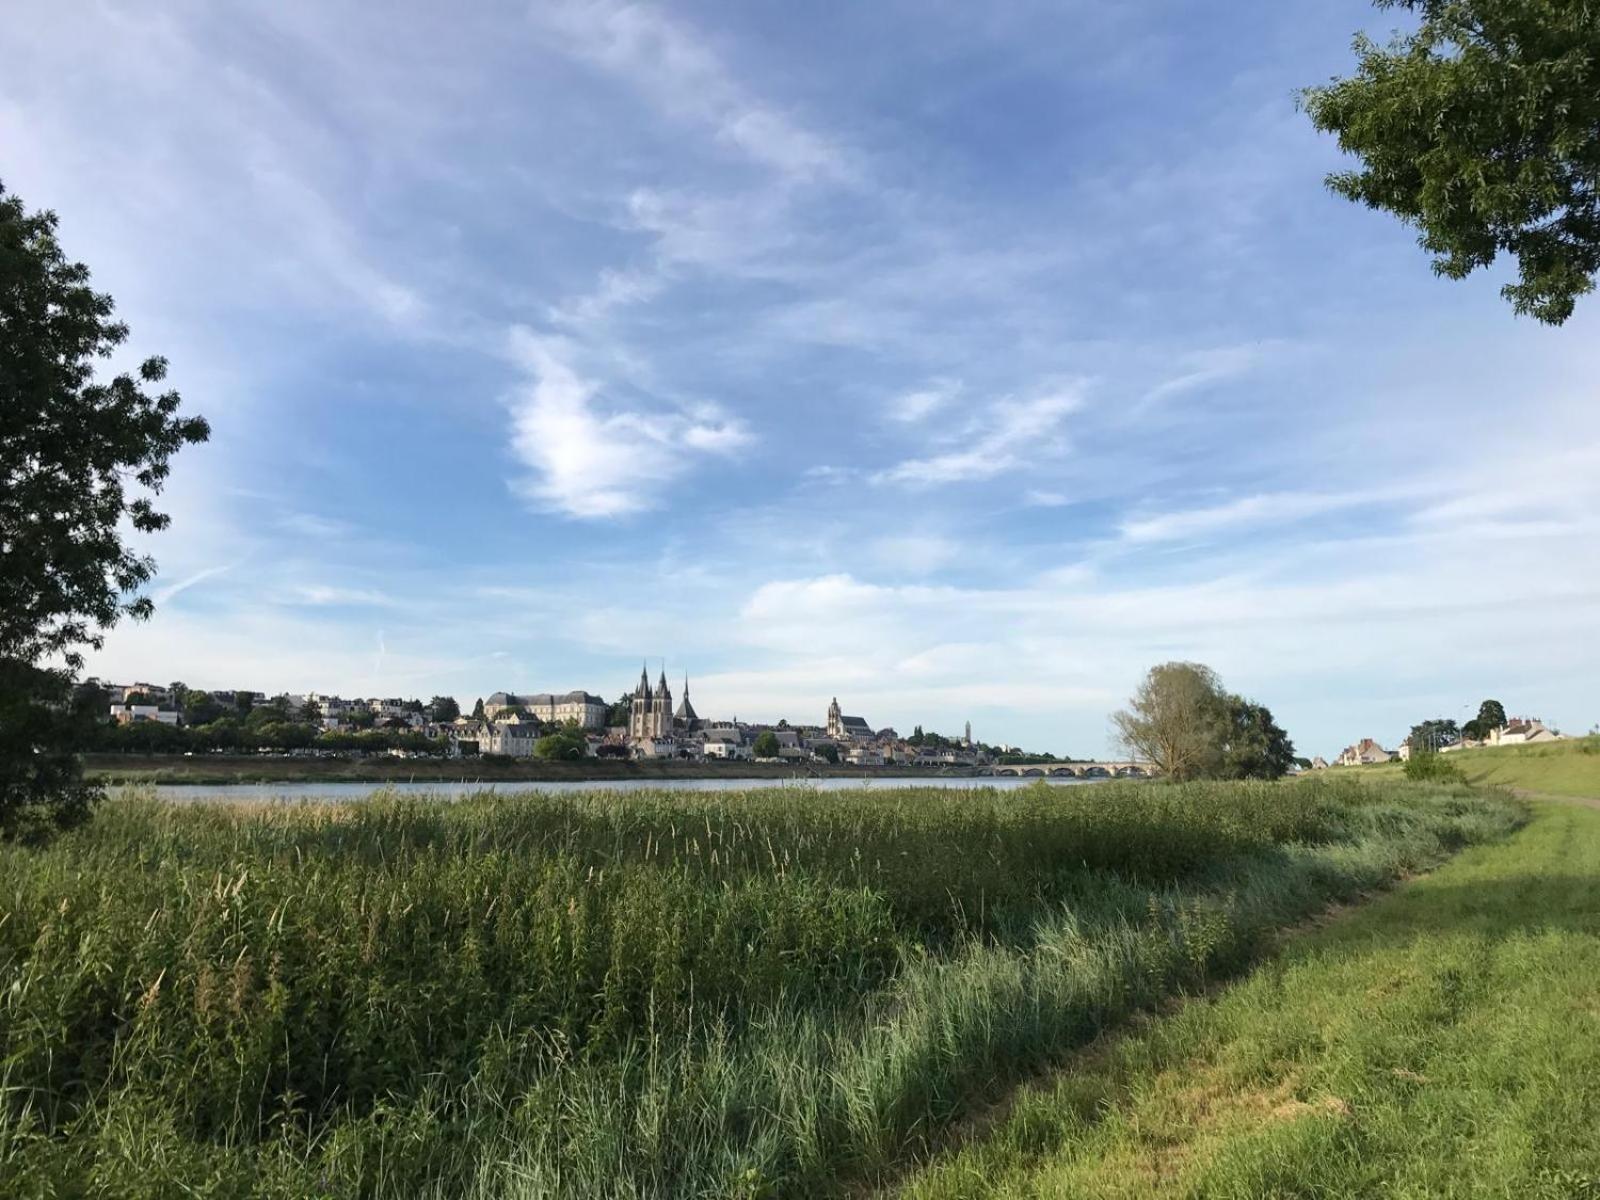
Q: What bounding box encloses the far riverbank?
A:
[84,753,991,787]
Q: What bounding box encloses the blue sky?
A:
[5,0,1597,758]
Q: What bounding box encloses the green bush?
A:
[1405,748,1465,782]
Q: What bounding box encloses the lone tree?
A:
[1112,662,1296,781]
[1303,0,1600,323]
[752,730,781,759]
[1476,698,1508,730]
[1,181,209,840]
[1112,662,1229,781]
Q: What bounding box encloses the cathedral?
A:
[628,665,700,739]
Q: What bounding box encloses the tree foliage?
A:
[752,731,781,759]
[1,181,208,838]
[533,721,588,761]
[1303,0,1600,323]
[1407,718,1461,752]
[1220,698,1298,780]
[1477,698,1508,729]
[1112,663,1229,781]
[1113,662,1295,781]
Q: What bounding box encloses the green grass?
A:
[893,795,1600,1199]
[1332,735,1600,799]
[0,779,1519,1198]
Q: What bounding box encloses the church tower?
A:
[654,668,672,738]
[827,696,843,739]
[629,662,653,740]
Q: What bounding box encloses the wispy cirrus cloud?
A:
[529,0,851,183]
[875,388,1084,486]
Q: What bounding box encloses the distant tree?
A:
[183,691,226,727]
[1219,698,1297,780]
[429,695,460,723]
[0,181,209,840]
[470,698,486,722]
[1407,718,1461,753]
[72,679,112,720]
[605,696,631,726]
[534,720,587,761]
[753,731,781,759]
[1111,662,1230,781]
[814,743,840,765]
[1303,0,1600,323]
[1476,698,1508,730]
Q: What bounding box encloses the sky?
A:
[4,0,1597,759]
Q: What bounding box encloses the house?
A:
[1490,718,1560,746]
[478,721,540,758]
[846,746,886,766]
[702,729,751,760]
[1336,738,1395,766]
[1310,756,1329,771]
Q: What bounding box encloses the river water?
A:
[146,775,1098,803]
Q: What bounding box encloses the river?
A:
[143,775,1099,803]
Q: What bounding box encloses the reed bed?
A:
[0,777,1519,1197]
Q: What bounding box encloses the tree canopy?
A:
[752,731,781,758]
[1407,718,1461,752]
[1,181,208,839]
[1303,0,1600,324]
[1112,662,1296,781]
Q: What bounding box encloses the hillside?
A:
[1333,735,1600,798]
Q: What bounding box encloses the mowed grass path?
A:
[895,796,1600,1199]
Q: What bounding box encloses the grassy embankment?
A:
[82,753,960,786]
[1333,733,1600,799]
[894,762,1600,1197]
[0,779,1517,1198]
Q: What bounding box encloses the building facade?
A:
[484,690,608,729]
[826,697,873,741]
[629,666,674,740]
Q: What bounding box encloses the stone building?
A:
[826,697,874,741]
[629,665,674,740]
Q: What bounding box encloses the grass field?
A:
[0,778,1516,1198]
[893,793,1600,1198]
[1333,734,1600,799]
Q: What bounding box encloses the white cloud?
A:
[1119,490,1372,543]
[530,0,849,182]
[504,328,751,518]
[1136,342,1281,412]
[1025,489,1071,507]
[887,380,960,423]
[875,388,1084,486]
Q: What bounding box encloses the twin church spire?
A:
[628,660,697,739]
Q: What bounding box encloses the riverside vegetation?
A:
[0,779,1519,1197]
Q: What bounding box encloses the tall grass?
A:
[0,778,1519,1198]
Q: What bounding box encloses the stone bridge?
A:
[982,761,1156,779]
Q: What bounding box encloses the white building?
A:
[485,690,608,729]
[110,703,180,726]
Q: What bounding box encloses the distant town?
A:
[84,666,1075,768]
